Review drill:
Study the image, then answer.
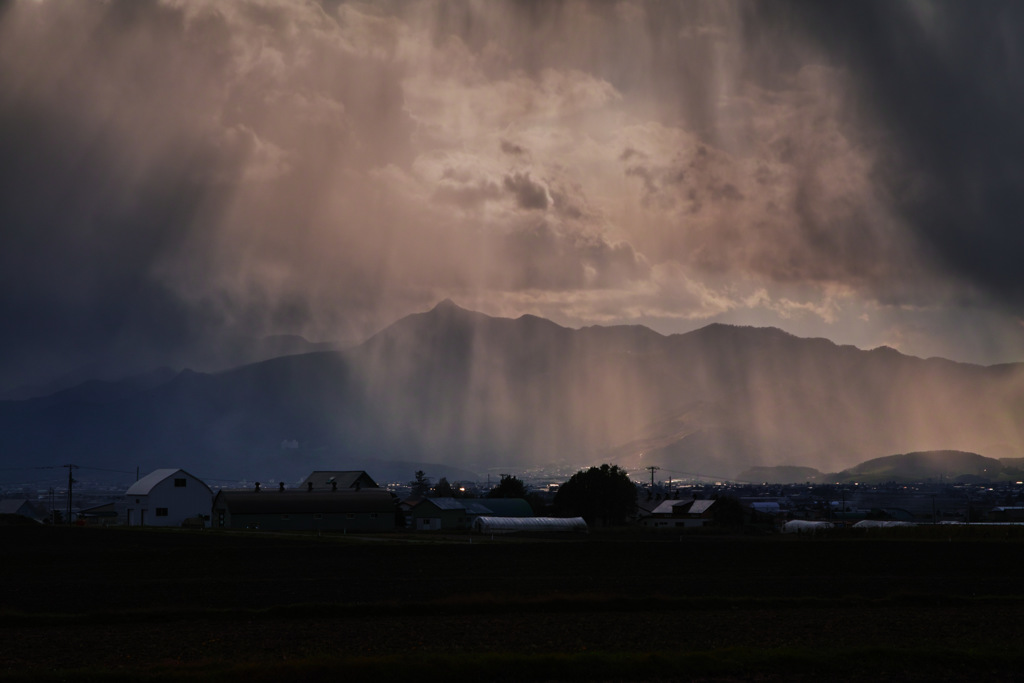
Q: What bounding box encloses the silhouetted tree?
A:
[554,464,637,526]
[433,477,455,498]
[710,495,746,528]
[487,474,527,499]
[411,470,431,497]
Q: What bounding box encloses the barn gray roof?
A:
[126,469,211,496]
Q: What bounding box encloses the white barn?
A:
[125,469,213,527]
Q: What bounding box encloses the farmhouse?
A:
[638,498,718,529]
[125,469,213,527]
[212,488,396,532]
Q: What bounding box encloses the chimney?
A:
[279,482,285,492]
[254,482,261,493]
[307,482,313,492]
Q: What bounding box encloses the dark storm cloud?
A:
[0,0,231,389]
[503,171,551,210]
[2,0,1022,396]
[499,139,526,156]
[0,0,418,391]
[498,223,650,291]
[748,0,1024,307]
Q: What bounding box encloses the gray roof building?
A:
[212,489,396,532]
[298,470,379,491]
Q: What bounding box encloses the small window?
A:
[155,508,169,517]
[346,513,356,519]
[174,478,187,487]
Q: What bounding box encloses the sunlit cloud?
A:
[1,0,1022,393]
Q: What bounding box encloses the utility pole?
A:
[63,464,78,525]
[646,465,660,488]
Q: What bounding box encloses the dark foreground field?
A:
[3,525,1024,682]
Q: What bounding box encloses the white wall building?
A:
[125,468,213,527]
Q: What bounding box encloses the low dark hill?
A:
[1,300,1023,482]
[828,450,1007,484]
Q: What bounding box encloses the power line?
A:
[645,465,661,487]
[63,464,78,525]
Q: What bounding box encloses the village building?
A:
[405,497,533,531]
[0,498,47,523]
[988,506,1024,523]
[211,487,396,532]
[125,469,213,527]
[77,501,122,526]
[638,498,718,529]
[298,470,379,492]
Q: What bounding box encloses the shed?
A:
[472,516,587,534]
[406,497,535,531]
[212,489,396,532]
[407,497,473,530]
[125,469,213,527]
[77,502,121,526]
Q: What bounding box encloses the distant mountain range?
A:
[739,450,1024,484]
[2,300,1022,484]
[0,334,338,401]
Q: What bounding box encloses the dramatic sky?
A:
[2,0,1023,393]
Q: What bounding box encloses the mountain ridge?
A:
[1,301,1022,483]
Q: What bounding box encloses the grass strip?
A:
[3,646,1024,683]
[2,592,1021,627]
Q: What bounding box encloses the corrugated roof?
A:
[651,500,681,515]
[214,489,395,515]
[298,471,379,490]
[688,499,715,515]
[650,499,716,516]
[420,497,466,511]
